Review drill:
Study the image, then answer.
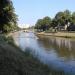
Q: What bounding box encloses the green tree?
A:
[54,10,71,27]
[0,0,18,32]
[71,12,75,25]
[51,19,58,28]
[64,10,71,24]
[35,16,51,31]
[42,16,51,30]
[35,19,43,30]
[55,11,65,26]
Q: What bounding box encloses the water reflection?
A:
[37,35,75,60]
[13,32,75,74]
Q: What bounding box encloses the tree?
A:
[35,16,51,31]
[51,19,58,28]
[71,12,75,25]
[42,16,51,30]
[54,10,71,27]
[35,10,75,31]
[0,0,18,32]
[64,10,71,24]
[35,19,43,30]
[55,11,65,26]
[67,12,75,31]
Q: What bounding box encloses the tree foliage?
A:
[35,10,75,31]
[55,10,71,26]
[35,16,51,31]
[71,12,75,25]
[0,0,18,32]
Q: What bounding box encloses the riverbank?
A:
[0,34,67,75]
[0,34,50,75]
[36,31,75,38]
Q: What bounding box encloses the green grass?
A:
[0,34,69,75]
[0,35,50,75]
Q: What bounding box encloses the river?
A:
[13,31,75,74]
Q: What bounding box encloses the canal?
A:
[13,31,75,74]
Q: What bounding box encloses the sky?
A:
[12,0,75,27]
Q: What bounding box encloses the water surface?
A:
[13,31,75,74]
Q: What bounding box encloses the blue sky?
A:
[12,0,75,26]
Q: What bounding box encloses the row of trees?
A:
[0,0,18,33]
[35,17,51,31]
[35,10,75,31]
